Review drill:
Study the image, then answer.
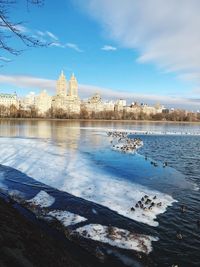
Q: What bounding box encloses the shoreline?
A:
[1,117,200,124]
[0,189,151,267]
[0,193,106,267]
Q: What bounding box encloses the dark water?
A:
[138,134,200,266]
[0,119,200,267]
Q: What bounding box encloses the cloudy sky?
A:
[0,0,200,109]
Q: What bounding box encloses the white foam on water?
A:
[48,210,87,226]
[75,224,158,254]
[27,190,55,208]
[0,137,176,226]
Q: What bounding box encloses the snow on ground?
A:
[27,190,55,208]
[0,137,176,226]
[76,224,158,254]
[48,210,87,226]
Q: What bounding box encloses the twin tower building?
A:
[52,71,80,113]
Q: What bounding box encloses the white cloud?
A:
[76,0,200,85]
[101,45,117,51]
[34,31,83,53]
[0,74,199,109]
[15,25,28,33]
[66,43,83,52]
[36,30,45,37]
[46,31,58,41]
[1,24,29,33]
[0,57,11,62]
[35,30,59,43]
[50,42,65,48]
[0,74,55,90]
[49,42,83,51]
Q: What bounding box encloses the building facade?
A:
[52,71,80,114]
[0,93,19,108]
[0,71,166,117]
[35,90,52,115]
[83,93,115,114]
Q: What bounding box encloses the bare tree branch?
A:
[0,0,47,60]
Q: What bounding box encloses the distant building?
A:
[84,93,104,113]
[0,71,166,118]
[20,92,36,110]
[35,90,52,115]
[115,99,126,111]
[52,71,80,114]
[83,93,115,113]
[104,101,115,111]
[0,93,18,108]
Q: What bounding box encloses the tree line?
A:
[0,104,199,122]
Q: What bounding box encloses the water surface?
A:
[0,119,200,267]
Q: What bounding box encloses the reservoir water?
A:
[0,119,200,267]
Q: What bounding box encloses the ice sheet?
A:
[0,137,176,226]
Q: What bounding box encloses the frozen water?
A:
[76,224,158,254]
[0,137,176,226]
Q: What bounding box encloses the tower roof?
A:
[70,72,77,81]
[59,70,66,79]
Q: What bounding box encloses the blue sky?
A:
[0,0,200,109]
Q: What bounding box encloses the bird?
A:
[180,205,187,213]
[176,232,183,240]
[163,162,168,167]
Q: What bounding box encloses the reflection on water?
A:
[1,119,200,148]
[0,120,82,150]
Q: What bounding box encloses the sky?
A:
[0,0,200,110]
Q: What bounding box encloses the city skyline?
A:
[0,1,200,110]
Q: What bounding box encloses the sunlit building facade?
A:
[52,71,81,114]
[0,71,165,117]
[0,93,19,108]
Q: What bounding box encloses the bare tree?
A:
[0,0,46,60]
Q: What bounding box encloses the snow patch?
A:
[76,224,158,254]
[48,210,87,226]
[27,190,55,208]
